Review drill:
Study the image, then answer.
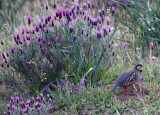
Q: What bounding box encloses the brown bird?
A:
[111,63,143,95]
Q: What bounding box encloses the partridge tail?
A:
[111,83,118,92]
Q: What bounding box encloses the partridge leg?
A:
[123,87,130,95]
[138,83,143,96]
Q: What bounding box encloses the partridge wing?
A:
[124,72,137,85]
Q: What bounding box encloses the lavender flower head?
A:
[112,49,115,56]
[10,46,15,53]
[69,24,73,33]
[112,7,115,15]
[45,86,48,90]
[62,88,66,91]
[97,30,101,38]
[107,17,110,25]
[51,83,56,87]
[62,69,65,74]
[27,16,31,25]
[98,9,102,16]
[150,42,154,50]
[46,3,48,10]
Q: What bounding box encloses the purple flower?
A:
[38,21,42,28]
[60,82,63,86]
[40,93,43,97]
[107,17,110,25]
[19,108,23,114]
[46,3,48,10]
[45,17,48,24]
[56,8,63,19]
[1,41,3,45]
[150,42,153,47]
[112,49,115,56]
[51,83,56,87]
[111,1,116,7]
[69,83,74,87]
[69,24,73,33]
[64,9,70,19]
[57,35,60,42]
[34,102,40,108]
[27,16,31,25]
[47,14,51,21]
[18,47,23,54]
[37,96,40,102]
[108,25,111,32]
[1,51,5,59]
[32,97,35,103]
[82,27,84,34]
[102,26,107,36]
[57,82,60,86]
[1,62,3,68]
[105,1,109,6]
[15,96,19,103]
[81,82,85,86]
[80,8,83,14]
[65,80,68,84]
[102,8,104,15]
[60,79,63,82]
[20,101,25,108]
[88,1,90,8]
[81,77,84,82]
[77,83,81,87]
[11,105,14,111]
[42,97,45,103]
[150,42,154,50]
[97,30,101,38]
[83,3,86,9]
[35,25,39,32]
[7,104,10,110]
[41,47,46,54]
[146,60,149,64]
[51,19,54,27]
[42,38,46,44]
[38,41,43,45]
[74,87,78,91]
[4,111,7,115]
[73,34,76,41]
[52,34,56,38]
[6,51,9,57]
[24,60,27,63]
[62,88,66,91]
[48,42,51,47]
[49,98,52,103]
[45,86,48,90]
[11,96,14,102]
[47,94,50,99]
[7,63,9,68]
[53,3,56,9]
[98,9,102,16]
[27,99,31,106]
[108,41,112,48]
[62,69,65,74]
[21,28,24,34]
[121,42,125,46]
[112,7,115,15]
[23,79,26,83]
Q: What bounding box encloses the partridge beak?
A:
[140,64,144,67]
